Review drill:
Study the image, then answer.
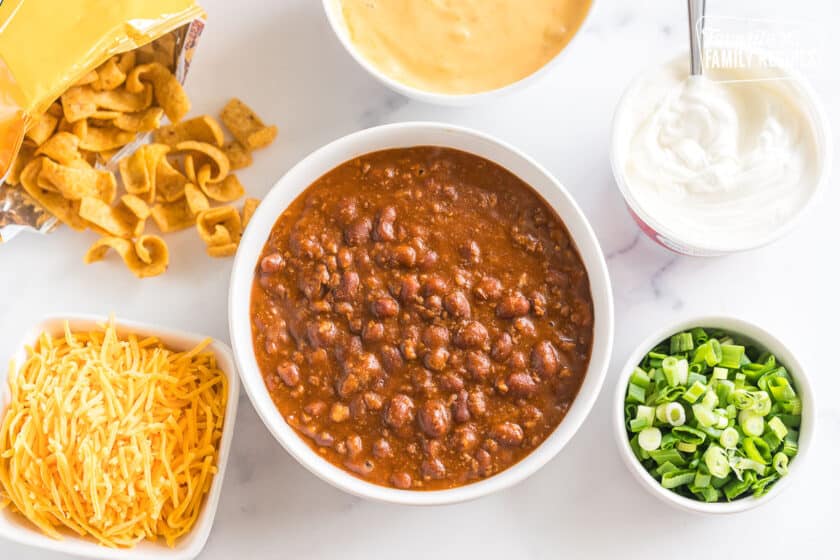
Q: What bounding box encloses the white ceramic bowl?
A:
[613,315,815,514]
[321,0,596,106]
[229,122,614,505]
[610,51,833,256]
[0,314,239,560]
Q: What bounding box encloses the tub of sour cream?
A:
[611,52,832,256]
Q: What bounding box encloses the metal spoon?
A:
[687,0,706,75]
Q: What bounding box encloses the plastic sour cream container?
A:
[610,52,832,256]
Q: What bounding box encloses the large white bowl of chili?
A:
[229,122,614,505]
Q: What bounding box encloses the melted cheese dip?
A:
[338,0,592,94]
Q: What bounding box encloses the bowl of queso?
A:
[322,0,594,104]
[228,122,614,504]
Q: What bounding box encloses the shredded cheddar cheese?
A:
[0,320,227,548]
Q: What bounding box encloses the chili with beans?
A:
[250,147,594,490]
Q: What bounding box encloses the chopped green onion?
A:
[762,430,782,451]
[665,402,686,426]
[712,367,728,380]
[768,416,788,439]
[638,427,662,451]
[772,452,789,476]
[733,458,767,476]
[693,404,718,428]
[649,448,686,467]
[630,367,651,389]
[661,469,696,489]
[682,380,707,404]
[768,376,796,402]
[673,425,707,445]
[677,441,696,453]
[703,445,730,478]
[739,409,765,437]
[627,383,646,405]
[724,472,756,500]
[701,389,719,409]
[690,327,709,345]
[655,461,679,476]
[715,380,735,407]
[629,405,655,432]
[655,403,669,424]
[670,332,694,353]
[720,427,740,449]
[719,344,745,369]
[780,397,802,416]
[743,437,772,464]
[694,470,712,488]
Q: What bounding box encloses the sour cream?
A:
[615,55,825,253]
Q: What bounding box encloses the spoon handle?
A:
[688,0,706,75]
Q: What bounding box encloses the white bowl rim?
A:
[0,313,239,560]
[609,49,834,255]
[320,0,598,105]
[612,313,815,515]
[228,121,615,505]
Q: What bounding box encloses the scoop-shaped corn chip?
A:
[184,183,209,215]
[79,126,135,152]
[207,243,238,258]
[38,158,116,203]
[121,194,151,221]
[197,168,244,202]
[220,98,277,150]
[94,85,153,113]
[78,196,138,238]
[126,63,189,122]
[119,143,170,201]
[92,57,127,91]
[222,140,253,170]
[117,51,137,74]
[74,70,98,87]
[154,115,224,147]
[241,197,260,229]
[183,154,197,183]
[19,158,87,230]
[113,107,164,132]
[150,199,195,232]
[61,87,98,122]
[156,157,188,202]
[83,234,168,278]
[175,141,229,183]
[35,132,81,165]
[25,113,59,145]
[196,206,242,246]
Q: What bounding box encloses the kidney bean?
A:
[314,431,335,447]
[508,351,528,370]
[260,253,285,273]
[336,372,360,398]
[418,399,452,438]
[440,372,465,393]
[475,448,493,476]
[371,295,399,318]
[496,292,531,318]
[372,438,393,458]
[337,247,354,269]
[374,206,397,241]
[384,394,415,428]
[454,321,489,349]
[491,332,513,362]
[336,196,358,223]
[304,401,327,417]
[492,422,525,446]
[422,324,450,348]
[531,340,560,376]
[443,291,471,319]
[419,250,439,269]
[344,459,375,476]
[345,434,364,459]
[423,347,450,371]
[467,390,487,417]
[276,363,300,387]
[453,390,471,423]
[421,458,447,480]
[507,372,538,397]
[399,274,421,303]
[391,244,417,267]
[391,471,413,489]
[334,271,360,301]
[455,423,480,451]
[465,351,491,380]
[344,217,372,246]
[422,275,449,296]
[521,404,544,429]
[362,321,385,343]
[400,339,418,360]
[514,316,536,338]
[379,345,403,373]
[473,276,502,301]
[307,320,337,349]
[458,239,481,264]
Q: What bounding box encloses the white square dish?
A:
[0,314,239,560]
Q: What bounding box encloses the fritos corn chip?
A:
[199,172,244,203]
[151,199,195,232]
[184,183,209,215]
[241,197,260,229]
[175,141,229,183]
[127,63,190,122]
[220,98,277,151]
[19,159,87,231]
[222,140,253,170]
[84,234,169,278]
[34,132,81,165]
[154,115,224,147]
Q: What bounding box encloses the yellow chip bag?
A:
[84,234,169,278]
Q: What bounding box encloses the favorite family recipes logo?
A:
[697,16,824,82]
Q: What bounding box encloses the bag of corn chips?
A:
[0,0,205,242]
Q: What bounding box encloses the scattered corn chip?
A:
[222,140,253,171]
[184,183,209,215]
[175,141,229,183]
[83,234,168,278]
[220,98,277,150]
[154,115,224,147]
[150,199,195,232]
[241,197,260,229]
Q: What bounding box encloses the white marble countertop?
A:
[2,0,838,558]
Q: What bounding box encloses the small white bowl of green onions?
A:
[613,316,814,514]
